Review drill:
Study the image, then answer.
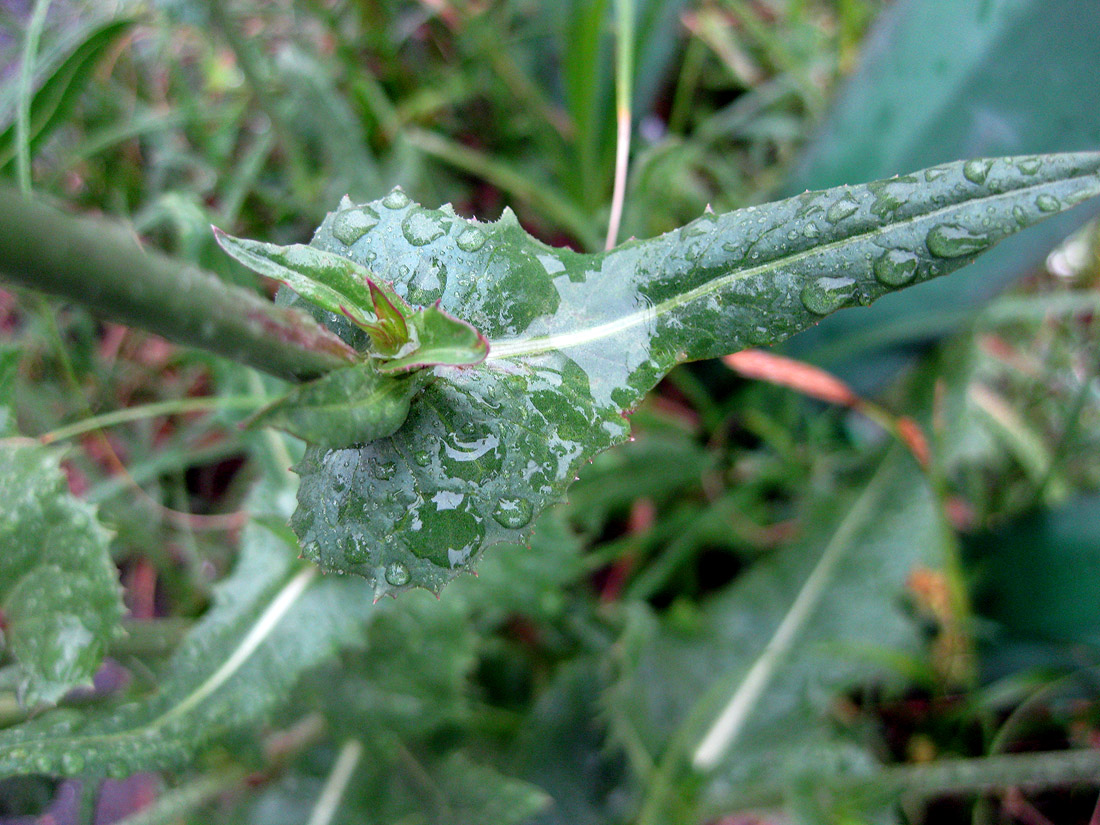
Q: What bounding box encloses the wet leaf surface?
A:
[259,153,1100,594]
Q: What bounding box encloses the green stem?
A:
[0,188,357,382]
[39,394,267,444]
[704,749,1100,816]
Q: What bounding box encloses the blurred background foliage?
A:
[1,0,1100,823]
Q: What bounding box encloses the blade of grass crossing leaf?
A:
[305,739,364,825]
[605,0,635,250]
[692,456,900,770]
[15,0,52,193]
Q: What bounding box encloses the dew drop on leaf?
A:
[873,249,920,286]
[963,158,993,184]
[492,497,534,529]
[414,450,432,467]
[825,198,858,223]
[60,752,84,773]
[382,188,410,209]
[926,223,990,258]
[800,277,856,315]
[344,535,370,564]
[385,562,410,586]
[331,207,380,245]
[402,211,446,246]
[1036,194,1061,212]
[456,226,487,252]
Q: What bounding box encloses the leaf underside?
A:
[285,154,1100,594]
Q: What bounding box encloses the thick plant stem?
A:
[0,188,357,382]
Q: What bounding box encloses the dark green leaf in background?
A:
[610,451,945,815]
[782,0,1100,385]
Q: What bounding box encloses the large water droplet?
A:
[402,211,446,246]
[385,562,410,586]
[414,450,432,467]
[456,226,487,251]
[61,752,85,774]
[1017,157,1041,175]
[873,249,919,286]
[344,535,370,564]
[800,277,856,315]
[1036,194,1060,212]
[963,159,992,184]
[492,497,534,529]
[372,461,396,480]
[926,223,989,258]
[825,199,858,223]
[331,207,380,245]
[382,188,410,209]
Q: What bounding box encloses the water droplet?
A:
[382,188,410,209]
[456,226,487,251]
[801,277,856,315]
[492,497,534,529]
[344,535,370,564]
[802,222,820,238]
[33,755,52,774]
[926,223,989,258]
[402,210,446,246]
[825,198,858,223]
[873,249,919,286]
[681,217,715,238]
[331,207,380,245]
[414,450,432,466]
[372,461,396,480]
[301,541,321,562]
[61,752,84,774]
[1012,205,1027,226]
[963,159,992,184]
[1036,194,1060,212]
[924,166,948,182]
[1017,157,1041,175]
[385,562,410,586]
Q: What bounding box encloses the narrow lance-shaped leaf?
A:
[245,363,430,449]
[213,227,408,332]
[250,154,1100,594]
[0,440,124,708]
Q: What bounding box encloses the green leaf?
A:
[0,474,377,780]
[380,303,489,373]
[0,18,135,169]
[366,280,409,355]
[608,451,944,815]
[279,153,1100,594]
[0,344,20,436]
[970,494,1100,646]
[213,226,408,332]
[782,0,1100,384]
[0,439,123,708]
[246,362,429,449]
